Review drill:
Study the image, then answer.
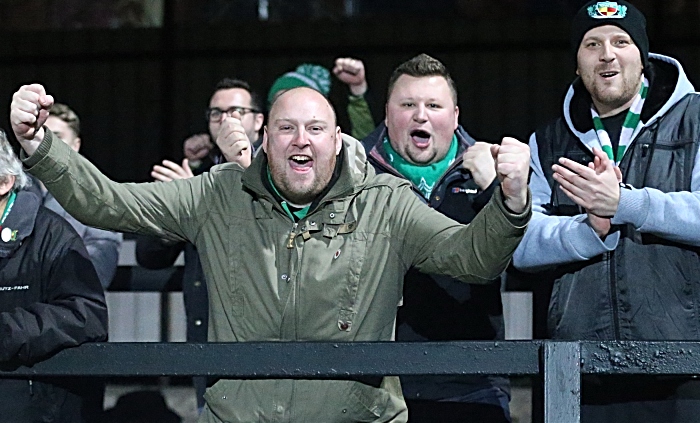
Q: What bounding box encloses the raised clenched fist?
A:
[10,84,54,152]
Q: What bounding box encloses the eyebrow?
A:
[396,96,443,103]
[272,118,329,126]
[210,105,253,110]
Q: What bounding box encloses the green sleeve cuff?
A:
[493,186,532,229]
[21,127,54,168]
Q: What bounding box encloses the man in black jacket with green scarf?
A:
[362,54,511,423]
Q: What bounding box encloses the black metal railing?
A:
[2,340,698,422]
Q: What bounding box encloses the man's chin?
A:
[407,150,436,166]
[286,191,315,205]
[280,180,315,203]
[596,96,631,112]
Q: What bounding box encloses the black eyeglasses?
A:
[206,106,260,122]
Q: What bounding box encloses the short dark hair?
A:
[49,103,81,136]
[213,78,263,113]
[386,54,458,105]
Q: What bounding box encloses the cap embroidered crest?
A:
[588,2,627,18]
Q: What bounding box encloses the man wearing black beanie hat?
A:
[570,0,649,69]
[512,1,700,422]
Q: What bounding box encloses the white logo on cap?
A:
[588,2,627,19]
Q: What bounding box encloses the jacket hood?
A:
[563,53,696,154]
[241,133,373,205]
[0,190,40,258]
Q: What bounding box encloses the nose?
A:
[600,41,615,62]
[412,104,428,122]
[291,127,309,147]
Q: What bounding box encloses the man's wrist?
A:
[502,190,527,214]
[495,186,531,229]
[349,82,368,97]
[504,199,527,214]
[18,127,45,156]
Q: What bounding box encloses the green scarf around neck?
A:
[381,135,458,198]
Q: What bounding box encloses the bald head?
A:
[263,86,343,205]
[268,86,337,128]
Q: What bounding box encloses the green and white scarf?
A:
[381,135,458,199]
[591,76,649,165]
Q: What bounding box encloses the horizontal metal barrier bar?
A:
[581,341,700,375]
[0,341,542,377]
[7,341,700,378]
[5,340,699,423]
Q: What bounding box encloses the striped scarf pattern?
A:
[591,76,649,165]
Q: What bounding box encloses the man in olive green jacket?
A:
[11,84,531,423]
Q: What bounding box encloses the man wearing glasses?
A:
[181,78,265,173]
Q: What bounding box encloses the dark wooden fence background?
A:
[0,10,698,182]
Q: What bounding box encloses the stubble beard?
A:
[587,69,643,114]
[268,156,336,205]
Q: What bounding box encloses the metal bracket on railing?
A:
[544,342,581,423]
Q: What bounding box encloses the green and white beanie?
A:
[267,64,331,106]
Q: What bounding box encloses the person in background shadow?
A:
[23,102,122,290]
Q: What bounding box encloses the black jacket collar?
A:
[0,191,40,258]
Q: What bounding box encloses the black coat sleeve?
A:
[135,234,186,270]
[0,217,108,365]
[472,178,500,213]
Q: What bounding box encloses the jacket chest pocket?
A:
[622,137,695,192]
[329,230,367,334]
[295,209,371,337]
[321,206,367,334]
[222,214,280,318]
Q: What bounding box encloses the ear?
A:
[71,137,82,153]
[254,113,264,133]
[335,126,342,155]
[0,175,15,197]
[262,126,269,154]
[384,104,389,126]
[453,106,459,130]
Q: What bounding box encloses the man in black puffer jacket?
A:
[0,129,107,422]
